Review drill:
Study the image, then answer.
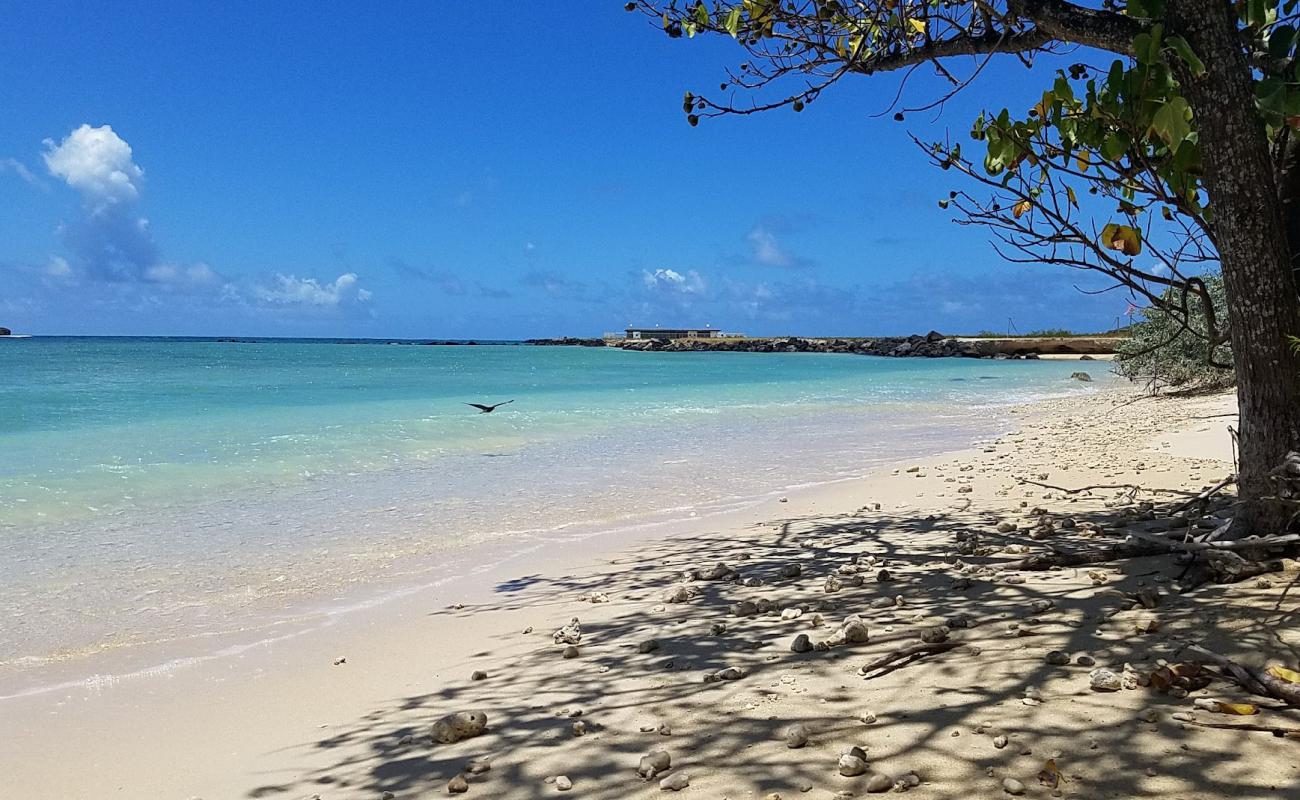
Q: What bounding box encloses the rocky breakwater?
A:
[621,332,1037,359]
[525,337,610,348]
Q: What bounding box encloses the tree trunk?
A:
[1168,0,1300,534]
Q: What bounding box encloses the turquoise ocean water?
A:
[0,337,1109,692]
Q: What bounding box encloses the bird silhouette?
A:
[465,400,514,413]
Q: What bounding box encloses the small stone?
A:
[704,666,747,683]
[572,720,587,736]
[562,645,580,659]
[638,750,672,780]
[1075,655,1096,667]
[860,711,878,724]
[791,634,813,653]
[1138,708,1159,723]
[993,735,1008,749]
[1002,777,1026,795]
[1089,668,1122,691]
[553,618,582,645]
[555,775,573,791]
[877,569,893,582]
[782,607,805,621]
[780,563,802,578]
[784,723,811,748]
[333,657,346,666]
[865,772,893,793]
[448,774,470,794]
[996,521,1016,533]
[431,711,488,744]
[1045,650,1070,666]
[659,773,690,791]
[471,670,488,681]
[663,585,697,604]
[838,753,868,777]
[465,758,492,774]
[638,639,660,654]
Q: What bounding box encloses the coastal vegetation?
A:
[1116,276,1234,389]
[632,0,1300,537]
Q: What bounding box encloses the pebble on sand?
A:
[431,711,488,744]
[447,774,470,794]
[784,722,811,748]
[638,750,672,780]
[1002,777,1026,795]
[659,772,690,791]
[555,775,573,791]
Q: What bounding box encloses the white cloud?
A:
[2,157,43,188]
[144,262,219,286]
[253,272,366,307]
[747,225,794,268]
[42,124,144,209]
[643,268,706,294]
[45,255,72,277]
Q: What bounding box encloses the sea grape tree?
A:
[630,0,1300,535]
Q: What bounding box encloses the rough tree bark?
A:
[1167,0,1300,534]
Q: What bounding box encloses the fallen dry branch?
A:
[1171,474,1237,514]
[1014,478,1144,496]
[858,641,961,677]
[1183,644,1300,708]
[1002,543,1168,571]
[1125,529,1300,552]
[1186,720,1300,738]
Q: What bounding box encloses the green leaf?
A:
[1151,97,1191,147]
[1166,36,1206,77]
[724,6,742,37]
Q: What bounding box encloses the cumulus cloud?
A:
[43,124,144,209]
[643,268,706,294]
[253,272,370,307]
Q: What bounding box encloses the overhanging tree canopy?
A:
[632,0,1300,535]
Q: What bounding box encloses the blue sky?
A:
[0,2,1131,338]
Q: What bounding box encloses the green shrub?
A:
[1115,275,1233,390]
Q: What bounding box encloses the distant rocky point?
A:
[620,332,1122,359]
[524,337,608,347]
[0,327,11,336]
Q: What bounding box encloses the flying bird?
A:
[465,400,514,413]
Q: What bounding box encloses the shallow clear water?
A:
[0,337,1110,687]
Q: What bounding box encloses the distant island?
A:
[0,327,11,336]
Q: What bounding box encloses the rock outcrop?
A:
[619,333,1120,359]
[0,327,11,336]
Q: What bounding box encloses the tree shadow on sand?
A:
[246,497,1300,799]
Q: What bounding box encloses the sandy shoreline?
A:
[6,384,1299,799]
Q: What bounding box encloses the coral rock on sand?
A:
[779,563,802,578]
[447,773,470,794]
[791,634,813,653]
[663,585,697,604]
[431,711,488,744]
[659,773,690,791]
[838,747,869,777]
[553,618,582,645]
[1089,668,1123,691]
[638,750,672,780]
[555,775,573,791]
[1002,777,1026,795]
[562,645,580,659]
[704,666,747,683]
[865,772,894,793]
[783,723,811,748]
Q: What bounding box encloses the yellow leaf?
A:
[907,18,926,35]
[1075,151,1090,173]
[1101,223,1142,256]
[1267,665,1300,684]
[1066,186,1079,208]
[1013,200,1032,219]
[1214,701,1260,715]
[1037,758,1064,788]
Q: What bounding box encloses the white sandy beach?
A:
[4,385,1298,799]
